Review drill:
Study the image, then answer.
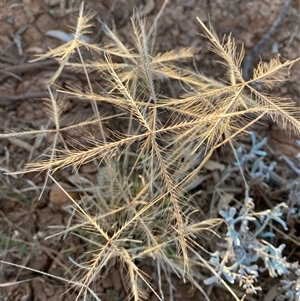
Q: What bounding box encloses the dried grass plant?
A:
[1,2,299,301]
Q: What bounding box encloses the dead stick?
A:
[242,0,292,80]
[0,91,49,103]
[1,60,58,77]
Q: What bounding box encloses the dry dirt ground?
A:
[0,0,299,301]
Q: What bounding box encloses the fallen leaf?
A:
[204,160,225,171]
[49,182,78,205]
